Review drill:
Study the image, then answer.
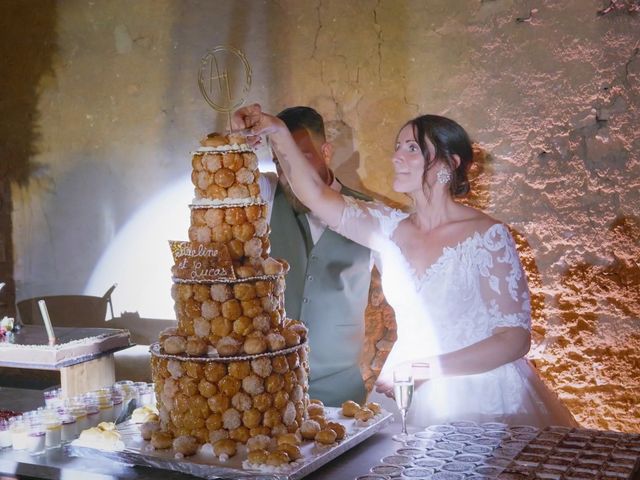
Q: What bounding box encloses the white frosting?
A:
[198,442,215,458]
[191,144,252,154]
[354,412,383,429]
[131,405,159,424]
[0,331,129,352]
[190,197,262,207]
[242,458,304,473]
[150,341,307,363]
[0,330,131,366]
[74,424,124,452]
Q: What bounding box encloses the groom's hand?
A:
[231,103,285,145]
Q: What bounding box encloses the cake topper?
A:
[198,45,252,131]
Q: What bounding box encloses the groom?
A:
[259,106,372,406]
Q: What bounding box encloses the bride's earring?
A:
[436,168,452,184]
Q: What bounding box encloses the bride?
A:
[233,104,576,427]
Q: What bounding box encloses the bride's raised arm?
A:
[233,104,400,250]
[233,104,345,229]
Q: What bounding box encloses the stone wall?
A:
[0,1,638,431]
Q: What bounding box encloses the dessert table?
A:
[1,388,639,480]
[3,421,638,479]
[1,385,398,480]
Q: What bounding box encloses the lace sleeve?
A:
[331,195,408,251]
[477,224,532,331]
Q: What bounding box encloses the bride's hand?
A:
[232,103,285,144]
[374,376,394,398]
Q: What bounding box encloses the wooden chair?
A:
[16,284,116,327]
[14,285,174,382]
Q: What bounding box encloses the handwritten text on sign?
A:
[169,241,236,281]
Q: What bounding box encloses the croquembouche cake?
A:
[149,131,312,459]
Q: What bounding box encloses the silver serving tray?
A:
[67,407,393,480]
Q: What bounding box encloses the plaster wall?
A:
[1,0,638,431]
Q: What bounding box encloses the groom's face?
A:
[275,128,332,213]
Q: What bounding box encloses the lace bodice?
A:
[335,196,531,360]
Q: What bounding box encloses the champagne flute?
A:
[392,366,414,442]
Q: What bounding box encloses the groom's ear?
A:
[452,154,461,169]
[320,142,334,166]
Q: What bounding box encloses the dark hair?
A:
[403,114,473,197]
[277,106,326,141]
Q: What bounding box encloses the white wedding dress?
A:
[334,196,577,428]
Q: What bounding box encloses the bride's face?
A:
[392,124,429,194]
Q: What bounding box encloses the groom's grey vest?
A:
[269,183,371,406]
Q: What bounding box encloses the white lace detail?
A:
[342,196,408,236]
[369,206,409,238]
[341,195,369,220]
[488,300,531,329]
[337,196,409,251]
[483,225,524,302]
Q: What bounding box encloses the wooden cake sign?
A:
[169,241,236,282]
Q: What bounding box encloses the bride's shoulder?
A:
[453,207,503,236]
[449,210,518,254]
